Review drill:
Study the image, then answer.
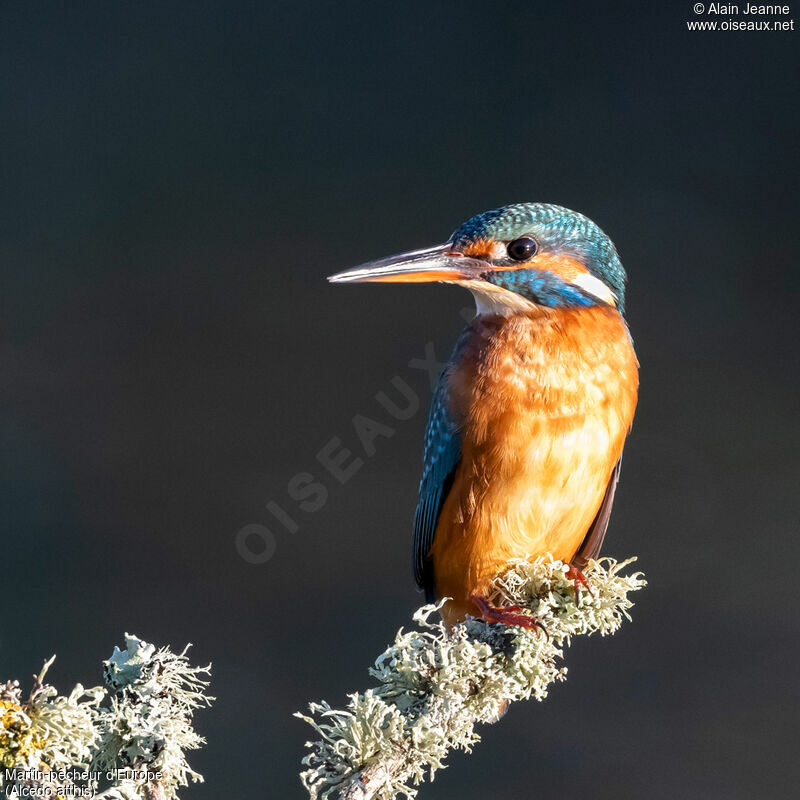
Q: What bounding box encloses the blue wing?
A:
[413,371,462,602]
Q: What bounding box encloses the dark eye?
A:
[506,236,538,262]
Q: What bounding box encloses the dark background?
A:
[2,2,798,798]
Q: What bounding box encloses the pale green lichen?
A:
[297,556,646,800]
[95,635,213,796]
[0,635,212,800]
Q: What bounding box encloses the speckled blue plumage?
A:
[451,203,627,311]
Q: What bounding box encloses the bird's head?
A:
[329,203,626,315]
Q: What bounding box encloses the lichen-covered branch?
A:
[0,634,213,800]
[296,556,646,800]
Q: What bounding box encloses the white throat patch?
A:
[460,280,539,316]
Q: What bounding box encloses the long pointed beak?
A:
[328,243,487,284]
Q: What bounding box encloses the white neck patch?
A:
[571,272,617,306]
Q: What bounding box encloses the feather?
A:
[572,457,622,569]
[412,373,461,602]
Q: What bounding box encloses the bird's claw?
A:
[470,593,549,639]
[565,563,593,606]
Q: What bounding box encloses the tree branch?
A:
[297,556,646,800]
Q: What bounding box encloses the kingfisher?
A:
[329,203,638,630]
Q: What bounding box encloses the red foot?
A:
[470,593,548,638]
[565,563,593,605]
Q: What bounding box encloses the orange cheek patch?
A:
[462,249,591,280]
[525,253,590,282]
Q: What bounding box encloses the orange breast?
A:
[430,306,639,625]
